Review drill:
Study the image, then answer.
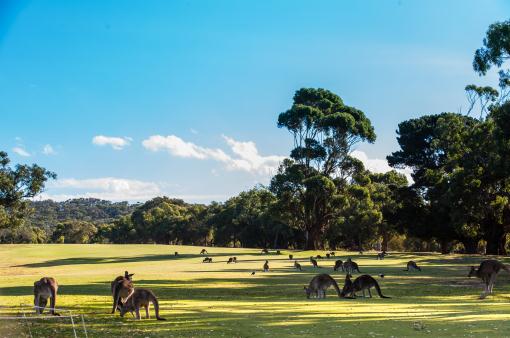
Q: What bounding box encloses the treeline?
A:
[2,19,510,254]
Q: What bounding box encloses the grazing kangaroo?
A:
[330,252,336,256]
[304,274,341,299]
[343,259,361,273]
[203,257,213,263]
[294,260,302,271]
[326,253,331,259]
[111,271,134,313]
[289,254,294,260]
[200,249,208,255]
[404,261,421,272]
[261,248,269,254]
[276,250,281,255]
[119,288,166,320]
[33,277,59,315]
[227,257,234,264]
[232,257,237,263]
[377,252,385,260]
[341,274,390,298]
[468,259,510,298]
[316,255,323,259]
[263,260,269,272]
[333,259,344,272]
[310,257,319,268]
[112,272,135,314]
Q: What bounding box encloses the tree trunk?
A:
[461,238,478,254]
[440,239,451,254]
[305,227,321,250]
[381,232,389,252]
[485,221,507,255]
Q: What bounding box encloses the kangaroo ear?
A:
[128,273,134,278]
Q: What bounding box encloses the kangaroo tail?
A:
[151,295,166,321]
[374,280,391,298]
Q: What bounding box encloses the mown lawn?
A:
[0,244,509,337]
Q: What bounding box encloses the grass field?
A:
[0,245,509,337]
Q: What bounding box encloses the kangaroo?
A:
[304,274,341,299]
[227,257,234,264]
[174,251,178,256]
[316,255,323,259]
[261,248,269,254]
[326,253,331,259]
[111,271,134,313]
[119,288,166,320]
[111,272,135,314]
[468,259,510,298]
[404,261,421,272]
[276,250,281,255]
[343,259,361,273]
[294,260,302,271]
[33,277,59,315]
[200,249,208,255]
[203,257,212,263]
[310,257,319,268]
[289,254,294,260]
[333,259,344,272]
[263,260,269,272]
[232,257,237,263]
[377,252,385,260]
[330,252,336,256]
[341,274,390,298]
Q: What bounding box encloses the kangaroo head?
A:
[304,286,311,299]
[124,271,134,280]
[119,303,129,317]
[468,266,476,277]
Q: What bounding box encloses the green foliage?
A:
[0,151,55,241]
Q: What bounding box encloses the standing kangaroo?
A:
[119,288,166,320]
[404,261,421,272]
[263,260,269,272]
[111,271,134,313]
[468,259,510,299]
[333,259,344,272]
[111,273,134,314]
[33,277,59,315]
[304,274,341,299]
[341,274,390,298]
[310,257,319,268]
[343,258,361,273]
[294,260,302,271]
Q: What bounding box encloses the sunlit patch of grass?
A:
[1,244,510,337]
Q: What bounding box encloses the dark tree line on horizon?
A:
[2,20,510,254]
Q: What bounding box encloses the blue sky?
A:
[0,0,508,203]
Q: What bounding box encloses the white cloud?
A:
[142,134,285,176]
[351,150,413,183]
[221,135,285,175]
[92,135,132,150]
[12,146,30,157]
[43,177,161,201]
[42,144,57,155]
[190,128,198,134]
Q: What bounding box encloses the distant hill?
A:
[27,198,139,232]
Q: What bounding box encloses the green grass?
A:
[0,244,509,337]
